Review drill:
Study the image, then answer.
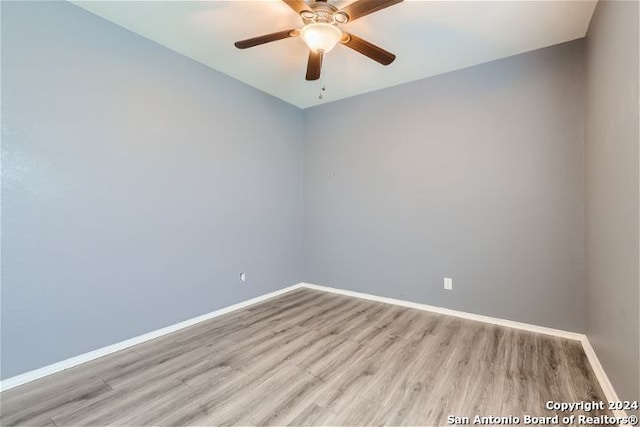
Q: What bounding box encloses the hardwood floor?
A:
[0,288,611,426]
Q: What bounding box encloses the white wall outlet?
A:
[240,273,246,283]
[444,277,453,290]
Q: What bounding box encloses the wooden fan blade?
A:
[340,0,403,22]
[234,29,297,49]
[341,33,396,65]
[282,0,312,15]
[306,51,323,80]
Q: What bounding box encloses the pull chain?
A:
[318,77,327,100]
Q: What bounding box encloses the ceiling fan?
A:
[234,0,403,81]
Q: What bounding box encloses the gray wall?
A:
[1,1,303,379]
[303,41,586,332]
[3,0,637,404]
[585,0,639,403]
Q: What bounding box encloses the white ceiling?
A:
[72,0,597,109]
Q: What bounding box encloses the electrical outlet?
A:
[240,273,246,283]
[444,277,453,290]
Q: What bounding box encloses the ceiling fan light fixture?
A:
[234,0,403,81]
[300,23,342,53]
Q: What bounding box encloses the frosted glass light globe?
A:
[300,23,342,53]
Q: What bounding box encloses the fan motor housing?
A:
[302,2,347,24]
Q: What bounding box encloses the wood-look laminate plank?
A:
[0,288,613,427]
[52,377,186,426]
[378,316,465,425]
[557,338,611,418]
[313,334,404,415]
[349,319,458,425]
[298,333,365,381]
[106,345,222,389]
[463,325,506,417]
[285,403,330,427]
[135,320,332,425]
[0,377,113,427]
[371,318,476,426]
[156,366,306,426]
[211,366,324,427]
[110,366,246,426]
[171,292,341,349]
[132,290,326,354]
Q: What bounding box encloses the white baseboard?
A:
[301,282,584,340]
[580,338,628,418]
[0,283,305,392]
[1,280,627,419]
[300,282,627,416]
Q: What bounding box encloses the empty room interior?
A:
[1,0,639,426]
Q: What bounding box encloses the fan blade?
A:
[234,29,297,49]
[340,0,403,22]
[341,33,396,65]
[306,51,323,80]
[282,0,312,15]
